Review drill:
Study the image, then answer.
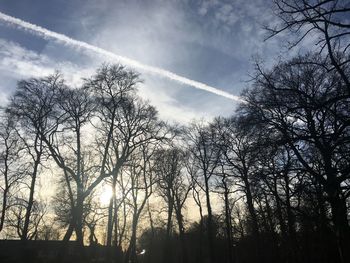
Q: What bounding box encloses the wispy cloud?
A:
[0,38,94,85]
[0,38,216,123]
[0,11,243,102]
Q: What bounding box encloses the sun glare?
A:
[99,186,113,205]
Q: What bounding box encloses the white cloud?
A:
[0,38,228,123]
[0,38,95,86]
[139,82,215,124]
[0,11,241,102]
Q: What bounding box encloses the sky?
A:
[0,0,294,123]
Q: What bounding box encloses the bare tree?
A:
[217,117,260,237]
[0,111,25,233]
[85,65,169,252]
[239,54,350,262]
[154,147,191,263]
[8,75,61,240]
[7,197,47,240]
[124,143,157,263]
[186,155,205,263]
[84,192,107,246]
[266,0,350,92]
[186,121,221,263]
[38,85,96,247]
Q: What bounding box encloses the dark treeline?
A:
[0,1,349,263]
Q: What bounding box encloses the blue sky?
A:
[0,0,294,123]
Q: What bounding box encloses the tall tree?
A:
[85,65,168,253]
[154,147,190,263]
[186,121,221,263]
[8,75,61,240]
[239,54,350,262]
[0,111,24,233]
[39,85,95,247]
[217,117,260,237]
[124,143,157,263]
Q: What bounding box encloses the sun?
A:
[99,186,113,205]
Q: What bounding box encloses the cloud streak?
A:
[0,11,243,102]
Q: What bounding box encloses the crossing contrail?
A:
[0,11,243,102]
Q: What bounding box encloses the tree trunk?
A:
[113,196,119,246]
[63,212,75,242]
[146,201,154,263]
[175,197,188,263]
[107,177,117,248]
[272,177,287,239]
[75,189,84,247]
[328,187,349,263]
[22,157,40,240]
[324,160,349,263]
[164,193,174,263]
[243,176,259,236]
[284,174,295,238]
[125,211,139,263]
[166,194,174,239]
[0,187,8,232]
[0,152,9,233]
[204,175,215,263]
[195,191,204,263]
[223,178,233,263]
[243,174,261,262]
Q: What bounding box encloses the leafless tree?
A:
[240,54,350,262]
[266,0,350,92]
[6,197,47,240]
[7,75,61,240]
[216,117,260,237]
[185,121,221,263]
[85,65,169,253]
[38,84,96,248]
[123,143,157,263]
[0,111,25,233]
[154,147,191,263]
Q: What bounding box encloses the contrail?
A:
[0,11,243,102]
